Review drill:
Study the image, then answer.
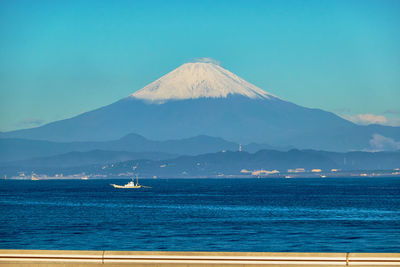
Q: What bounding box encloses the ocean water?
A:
[0,178,399,252]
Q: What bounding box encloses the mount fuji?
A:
[2,61,399,151]
[132,61,276,102]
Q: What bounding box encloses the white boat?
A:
[110,175,151,189]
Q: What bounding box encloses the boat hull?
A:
[110,184,142,189]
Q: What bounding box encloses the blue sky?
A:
[1,0,399,131]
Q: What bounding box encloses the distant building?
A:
[251,169,279,176]
[312,169,322,173]
[288,168,305,173]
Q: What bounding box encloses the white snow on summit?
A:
[131,62,276,102]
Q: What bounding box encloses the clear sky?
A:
[1,0,399,131]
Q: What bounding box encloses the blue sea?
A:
[0,178,399,252]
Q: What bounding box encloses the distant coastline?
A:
[4,168,400,180]
[1,148,399,180]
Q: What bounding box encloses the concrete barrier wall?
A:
[0,250,399,266]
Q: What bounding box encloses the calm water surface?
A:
[0,178,399,252]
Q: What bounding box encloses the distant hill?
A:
[2,149,399,177]
[1,150,176,168]
[0,134,238,162]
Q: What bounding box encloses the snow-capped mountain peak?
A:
[131,62,276,102]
